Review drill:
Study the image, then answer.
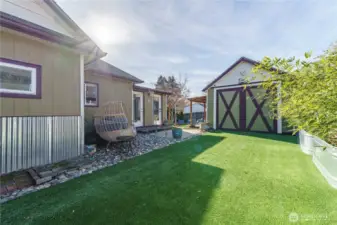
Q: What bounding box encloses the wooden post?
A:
[203,103,206,121]
[168,106,171,122]
[190,100,193,126]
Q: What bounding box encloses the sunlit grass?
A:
[1,132,336,225]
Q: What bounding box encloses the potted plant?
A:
[172,126,183,139]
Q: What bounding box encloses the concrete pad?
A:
[153,129,201,140]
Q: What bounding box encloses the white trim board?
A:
[0,61,37,95]
[153,94,162,125]
[132,91,144,127]
[79,54,84,153]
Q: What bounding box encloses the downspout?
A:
[79,55,85,153]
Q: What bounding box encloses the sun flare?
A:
[88,16,130,46]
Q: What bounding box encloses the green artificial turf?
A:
[1,132,336,225]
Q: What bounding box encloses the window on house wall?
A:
[85,83,98,106]
[0,61,38,96]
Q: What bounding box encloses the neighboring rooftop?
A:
[133,85,172,95]
[86,60,144,83]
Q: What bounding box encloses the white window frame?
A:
[132,91,144,127]
[153,94,162,125]
[84,83,98,107]
[0,61,37,95]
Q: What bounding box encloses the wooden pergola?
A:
[188,95,206,126]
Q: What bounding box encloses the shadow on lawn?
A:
[1,135,226,225]
[214,130,298,144]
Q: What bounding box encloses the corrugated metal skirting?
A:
[0,116,83,174]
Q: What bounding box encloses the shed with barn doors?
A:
[202,57,287,134]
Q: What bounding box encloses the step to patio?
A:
[0,171,34,195]
[136,125,172,133]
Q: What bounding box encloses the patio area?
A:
[1,132,336,225]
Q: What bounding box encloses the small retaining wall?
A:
[299,130,314,155]
[299,130,337,189]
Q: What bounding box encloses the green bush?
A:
[253,44,337,145]
[177,111,184,121]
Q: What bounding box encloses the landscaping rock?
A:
[39,170,53,178]
[0,133,200,203]
[57,174,67,181]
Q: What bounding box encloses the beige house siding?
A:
[142,92,168,126]
[0,31,81,117]
[143,92,152,126]
[162,95,167,122]
[84,72,133,126]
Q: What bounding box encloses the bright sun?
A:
[89,16,130,46]
[94,26,114,45]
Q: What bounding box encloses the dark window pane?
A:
[133,95,141,121]
[85,84,97,105]
[153,99,159,119]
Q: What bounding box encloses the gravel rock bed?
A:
[1,133,199,203]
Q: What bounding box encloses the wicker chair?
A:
[94,101,136,148]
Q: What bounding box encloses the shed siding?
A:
[0,31,80,117]
[207,88,214,125]
[212,62,266,88]
[84,72,133,126]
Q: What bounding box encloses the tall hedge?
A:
[253,45,337,145]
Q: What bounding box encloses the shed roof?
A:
[86,60,144,83]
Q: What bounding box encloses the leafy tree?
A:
[155,75,190,122]
[252,44,337,145]
[155,75,168,88]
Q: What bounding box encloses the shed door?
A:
[216,88,241,130]
[216,86,277,133]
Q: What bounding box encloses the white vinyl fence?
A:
[299,130,337,189]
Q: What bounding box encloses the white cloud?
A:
[57,0,337,97]
[194,53,212,59]
[159,55,190,64]
[189,69,220,76]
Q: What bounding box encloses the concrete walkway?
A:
[153,128,202,140]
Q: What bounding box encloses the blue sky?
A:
[57,0,337,96]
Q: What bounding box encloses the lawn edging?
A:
[299,130,337,189]
[299,130,314,155]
